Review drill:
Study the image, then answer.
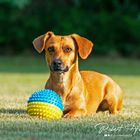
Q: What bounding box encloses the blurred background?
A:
[0,0,140,57]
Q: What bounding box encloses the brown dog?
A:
[33,31,123,118]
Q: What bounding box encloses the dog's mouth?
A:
[50,66,69,73]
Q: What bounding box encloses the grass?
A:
[0,56,140,140]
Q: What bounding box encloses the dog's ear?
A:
[33,31,54,53]
[71,34,93,59]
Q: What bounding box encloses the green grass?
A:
[0,56,140,140]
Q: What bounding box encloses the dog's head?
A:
[33,31,93,73]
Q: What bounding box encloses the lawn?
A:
[0,56,140,140]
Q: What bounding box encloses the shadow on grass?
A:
[0,108,26,114]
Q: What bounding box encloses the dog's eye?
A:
[48,47,55,53]
[64,47,72,53]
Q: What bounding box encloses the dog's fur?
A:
[33,31,123,118]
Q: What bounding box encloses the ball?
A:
[27,89,64,120]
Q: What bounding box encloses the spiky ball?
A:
[27,89,64,120]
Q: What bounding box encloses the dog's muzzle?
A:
[50,59,69,73]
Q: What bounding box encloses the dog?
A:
[33,31,123,118]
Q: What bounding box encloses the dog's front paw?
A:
[63,109,86,118]
[63,112,75,118]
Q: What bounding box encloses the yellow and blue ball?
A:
[27,89,64,120]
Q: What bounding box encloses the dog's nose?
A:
[53,59,62,67]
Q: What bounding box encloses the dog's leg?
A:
[104,82,123,114]
[108,99,119,114]
[63,108,87,118]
